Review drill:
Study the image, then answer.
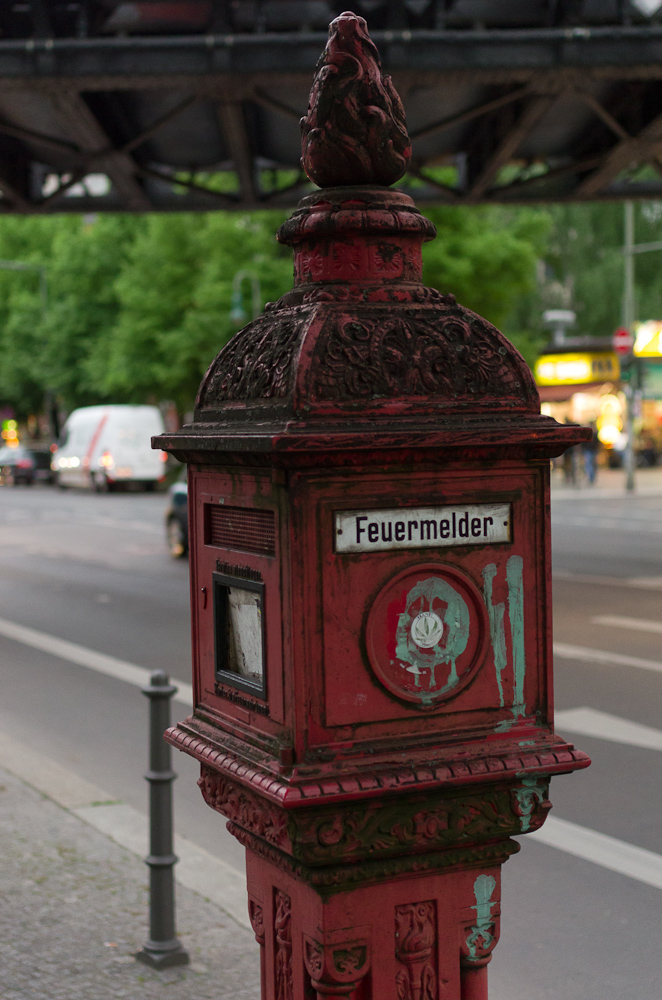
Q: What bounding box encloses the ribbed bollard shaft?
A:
[136,670,189,969]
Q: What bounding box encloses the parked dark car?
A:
[0,444,42,485]
[29,448,56,484]
[0,445,57,485]
[165,472,188,558]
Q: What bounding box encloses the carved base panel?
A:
[198,763,551,871]
[245,847,502,1000]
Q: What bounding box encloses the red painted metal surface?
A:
[155,12,590,1000]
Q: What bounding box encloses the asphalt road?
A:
[1,476,661,999]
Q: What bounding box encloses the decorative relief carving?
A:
[197,315,305,406]
[460,874,500,967]
[300,12,411,187]
[510,777,549,833]
[369,243,402,275]
[394,901,437,1000]
[197,766,290,851]
[294,786,526,864]
[298,249,327,283]
[309,310,535,406]
[294,284,451,306]
[275,890,293,1000]
[333,244,363,275]
[304,932,371,1000]
[194,297,535,412]
[200,770,548,868]
[295,242,403,283]
[248,899,265,945]
[304,939,324,980]
[228,818,517,888]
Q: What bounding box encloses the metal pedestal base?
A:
[136,939,190,969]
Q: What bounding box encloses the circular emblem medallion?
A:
[410,611,444,648]
[365,564,488,708]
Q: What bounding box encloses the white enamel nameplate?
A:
[335,503,512,553]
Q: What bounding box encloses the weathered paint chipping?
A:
[465,873,497,960]
[394,575,470,702]
[482,563,506,707]
[513,776,546,832]
[506,555,526,719]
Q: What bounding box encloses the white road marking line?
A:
[629,576,662,588]
[0,731,248,929]
[553,641,662,674]
[553,516,662,533]
[552,571,662,591]
[555,707,662,752]
[0,616,193,707]
[591,614,662,635]
[527,817,662,891]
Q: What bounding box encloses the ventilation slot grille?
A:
[206,505,276,557]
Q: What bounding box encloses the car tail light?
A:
[16,459,32,469]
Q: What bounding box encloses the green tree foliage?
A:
[0,216,59,418]
[0,214,140,419]
[0,201,549,421]
[101,211,291,412]
[542,200,662,340]
[423,205,550,367]
[423,205,550,328]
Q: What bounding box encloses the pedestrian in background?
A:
[563,419,578,484]
[583,422,599,485]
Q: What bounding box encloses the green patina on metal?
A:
[465,873,497,960]
[394,575,470,702]
[494,716,517,733]
[506,555,526,719]
[482,563,507,707]
[513,776,546,832]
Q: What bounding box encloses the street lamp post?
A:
[621,202,662,492]
[623,201,636,492]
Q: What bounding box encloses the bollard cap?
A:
[142,670,178,697]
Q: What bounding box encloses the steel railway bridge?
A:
[1,1,662,212]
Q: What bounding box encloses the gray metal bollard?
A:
[136,670,189,969]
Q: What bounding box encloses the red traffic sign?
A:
[612,327,634,355]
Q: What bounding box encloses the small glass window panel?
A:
[213,573,266,699]
[227,587,263,684]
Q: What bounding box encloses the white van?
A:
[53,404,166,491]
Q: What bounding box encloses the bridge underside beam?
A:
[1,26,662,212]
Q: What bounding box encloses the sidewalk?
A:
[0,761,260,1000]
[551,465,662,499]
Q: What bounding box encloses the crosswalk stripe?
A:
[528,817,662,891]
[553,641,662,674]
[0,616,193,707]
[552,570,662,591]
[591,614,662,635]
[555,707,662,751]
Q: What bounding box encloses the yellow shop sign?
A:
[534,351,620,386]
[634,320,662,357]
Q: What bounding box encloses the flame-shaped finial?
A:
[300,11,412,188]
